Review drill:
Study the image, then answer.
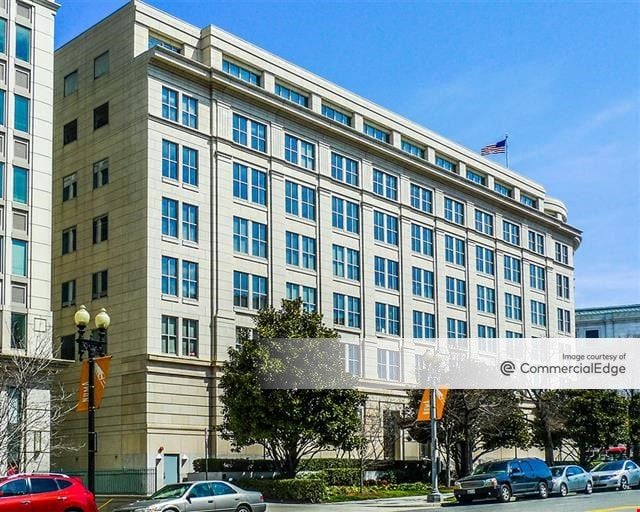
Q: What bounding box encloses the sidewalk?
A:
[266,494,454,512]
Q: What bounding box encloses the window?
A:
[410,184,432,213]
[556,274,570,299]
[478,326,497,352]
[285,181,315,220]
[531,300,547,326]
[466,169,486,185]
[332,245,360,281]
[444,235,465,266]
[413,311,435,339]
[372,169,397,199]
[322,104,351,126]
[346,344,360,376]
[182,203,198,243]
[286,283,317,313]
[558,308,571,334]
[377,349,400,381]
[445,277,466,307]
[477,285,496,314]
[364,122,390,143]
[0,18,5,54]
[285,134,315,169]
[93,158,109,189]
[233,271,248,307]
[476,246,495,275]
[61,227,76,255]
[14,95,29,133]
[285,232,316,270]
[436,155,456,172]
[60,174,77,203]
[506,331,522,338]
[0,90,4,126]
[275,83,308,107]
[410,224,433,256]
[182,319,198,356]
[444,197,464,225]
[530,264,546,291]
[94,51,109,78]
[92,270,108,298]
[331,196,359,234]
[63,119,77,144]
[333,293,360,328]
[92,215,108,244]
[331,152,358,186]
[474,210,493,235]
[13,166,28,204]
[528,230,545,255]
[15,25,31,62]
[252,276,268,309]
[0,162,3,197]
[232,163,267,206]
[233,217,267,258]
[162,198,178,237]
[503,220,520,245]
[373,210,398,245]
[61,280,75,307]
[555,242,569,264]
[447,318,467,339]
[402,140,425,158]
[149,34,181,53]
[161,315,178,354]
[182,260,198,299]
[64,70,78,96]
[494,182,512,197]
[93,102,109,130]
[161,256,178,296]
[181,95,198,128]
[162,86,178,121]
[375,303,400,335]
[374,256,399,290]
[222,59,261,85]
[521,194,536,208]
[162,140,178,180]
[412,267,434,299]
[504,255,521,283]
[11,313,27,349]
[182,147,198,186]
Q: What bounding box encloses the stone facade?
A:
[576,304,640,338]
[51,0,581,486]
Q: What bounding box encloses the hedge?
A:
[236,478,326,503]
[298,459,360,471]
[324,468,361,486]
[193,458,276,472]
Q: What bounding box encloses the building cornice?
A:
[576,304,640,317]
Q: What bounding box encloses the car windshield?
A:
[593,461,624,472]
[551,467,565,477]
[472,461,509,475]
[149,483,191,499]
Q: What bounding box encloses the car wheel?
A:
[559,483,568,497]
[584,481,593,494]
[236,505,252,512]
[619,476,629,491]
[538,481,549,499]
[497,483,512,503]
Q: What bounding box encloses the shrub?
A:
[296,470,328,482]
[237,478,326,503]
[325,468,360,486]
[299,459,360,471]
[193,458,276,473]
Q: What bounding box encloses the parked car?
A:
[591,460,640,490]
[550,465,593,496]
[113,480,266,512]
[0,473,97,512]
[454,457,553,504]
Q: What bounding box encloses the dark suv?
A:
[454,458,553,504]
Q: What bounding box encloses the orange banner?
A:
[417,388,448,421]
[76,356,112,412]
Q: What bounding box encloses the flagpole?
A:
[505,134,509,168]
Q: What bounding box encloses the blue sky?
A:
[55,0,640,308]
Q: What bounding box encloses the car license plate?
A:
[467,489,475,494]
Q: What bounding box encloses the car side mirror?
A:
[185,495,191,503]
[510,468,521,475]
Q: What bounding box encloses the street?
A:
[266,490,640,512]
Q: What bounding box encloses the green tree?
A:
[524,389,566,465]
[627,390,640,462]
[218,299,366,477]
[560,390,629,467]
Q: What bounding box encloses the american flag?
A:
[481,138,507,155]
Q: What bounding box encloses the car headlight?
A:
[483,478,498,488]
[454,480,462,489]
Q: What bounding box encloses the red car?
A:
[0,473,98,512]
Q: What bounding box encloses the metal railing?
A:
[66,468,156,495]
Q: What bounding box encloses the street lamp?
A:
[75,305,110,494]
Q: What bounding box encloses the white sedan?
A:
[591,460,640,491]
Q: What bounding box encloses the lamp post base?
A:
[427,492,443,503]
